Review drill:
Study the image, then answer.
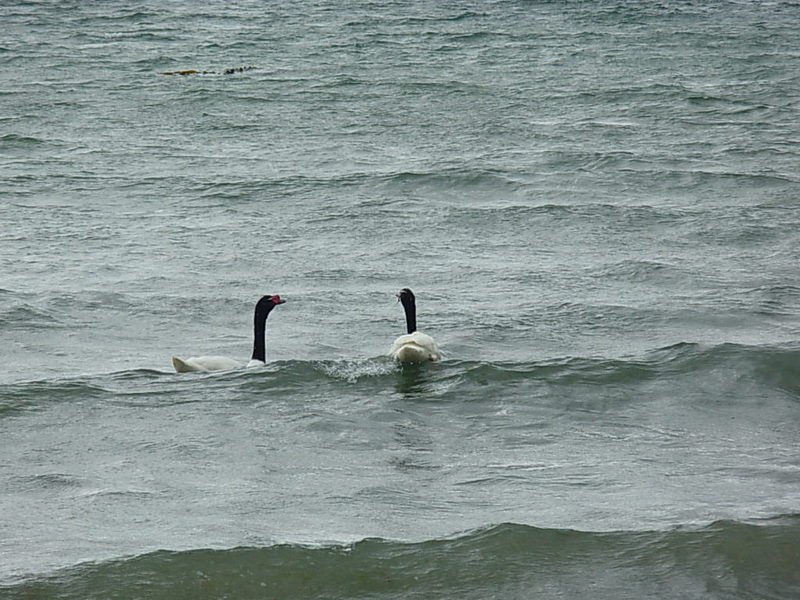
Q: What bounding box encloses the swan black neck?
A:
[251,295,277,362]
[399,288,417,334]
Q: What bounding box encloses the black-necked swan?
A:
[172,294,286,373]
[390,288,441,362]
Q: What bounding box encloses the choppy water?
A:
[2,1,800,598]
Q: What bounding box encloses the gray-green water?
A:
[2,1,799,598]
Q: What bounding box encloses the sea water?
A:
[1,1,799,598]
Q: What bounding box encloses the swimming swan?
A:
[390,288,441,362]
[172,294,285,373]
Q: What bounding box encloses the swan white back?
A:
[172,356,262,373]
[390,331,441,362]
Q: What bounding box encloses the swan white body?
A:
[390,331,440,362]
[172,294,284,373]
[172,356,265,373]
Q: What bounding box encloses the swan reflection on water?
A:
[394,361,438,397]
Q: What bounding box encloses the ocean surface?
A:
[2,1,800,598]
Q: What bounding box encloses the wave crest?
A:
[4,516,799,599]
[2,342,798,416]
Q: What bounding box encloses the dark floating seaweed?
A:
[159,65,258,76]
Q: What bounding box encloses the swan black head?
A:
[252,294,285,362]
[396,288,417,334]
[254,295,284,331]
[397,288,414,301]
[256,294,286,312]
